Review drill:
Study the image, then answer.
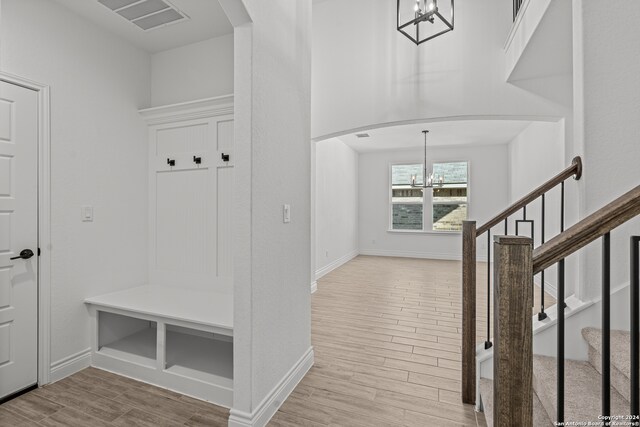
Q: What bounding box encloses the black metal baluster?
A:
[632,236,640,418]
[539,194,547,320]
[485,230,492,349]
[602,233,611,420]
[557,181,565,425]
[558,259,565,424]
[560,182,565,232]
[504,218,507,235]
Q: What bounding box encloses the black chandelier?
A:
[397,0,454,45]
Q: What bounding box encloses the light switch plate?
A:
[82,205,94,222]
[283,204,291,223]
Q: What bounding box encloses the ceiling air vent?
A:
[355,133,371,138]
[98,0,189,31]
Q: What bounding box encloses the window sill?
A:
[387,229,462,235]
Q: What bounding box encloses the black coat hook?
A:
[221,153,230,162]
[167,158,175,167]
[193,156,202,165]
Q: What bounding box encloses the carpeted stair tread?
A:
[479,377,552,426]
[582,327,636,400]
[582,327,632,378]
[533,354,629,424]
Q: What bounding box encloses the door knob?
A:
[10,249,34,260]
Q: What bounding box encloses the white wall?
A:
[151,34,233,107]
[315,138,358,278]
[508,120,566,297]
[358,144,509,260]
[232,0,312,419]
[574,0,640,300]
[509,121,565,203]
[0,0,151,366]
[311,0,567,140]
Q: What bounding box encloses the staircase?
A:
[479,327,635,426]
[479,378,551,426]
[462,179,640,425]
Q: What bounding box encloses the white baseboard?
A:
[49,348,92,383]
[315,249,358,280]
[310,281,318,294]
[359,249,467,261]
[228,346,314,427]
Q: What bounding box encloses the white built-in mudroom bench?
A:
[85,95,235,407]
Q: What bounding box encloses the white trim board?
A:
[359,249,489,262]
[139,95,234,125]
[0,72,52,387]
[228,347,314,427]
[310,282,318,294]
[49,348,91,383]
[315,249,358,280]
[534,276,558,299]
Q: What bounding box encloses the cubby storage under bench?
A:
[85,285,233,407]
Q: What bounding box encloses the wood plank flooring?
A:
[0,256,556,426]
[275,256,482,426]
[273,256,554,426]
[0,367,229,426]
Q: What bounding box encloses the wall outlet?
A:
[81,205,93,222]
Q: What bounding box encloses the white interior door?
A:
[0,80,38,399]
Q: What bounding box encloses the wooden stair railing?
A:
[489,185,640,426]
[477,156,582,236]
[462,157,582,405]
[533,185,640,272]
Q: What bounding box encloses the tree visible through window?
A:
[432,161,468,231]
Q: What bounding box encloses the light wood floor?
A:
[0,367,230,426]
[0,256,556,426]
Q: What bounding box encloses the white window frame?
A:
[388,160,470,234]
[389,162,425,231]
[431,160,470,232]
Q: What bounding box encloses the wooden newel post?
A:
[462,220,476,405]
[493,235,533,427]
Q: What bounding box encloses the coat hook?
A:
[193,156,202,165]
[167,158,175,167]
[221,153,230,162]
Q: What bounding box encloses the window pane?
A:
[392,203,423,230]
[392,164,423,186]
[432,162,468,231]
[392,164,423,230]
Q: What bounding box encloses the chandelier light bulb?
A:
[410,130,444,190]
[398,0,453,45]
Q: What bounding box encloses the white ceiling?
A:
[336,120,534,153]
[53,0,233,53]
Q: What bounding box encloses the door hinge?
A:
[38,248,41,256]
